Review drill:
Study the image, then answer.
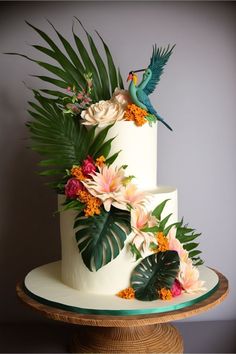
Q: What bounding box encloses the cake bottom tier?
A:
[59,186,178,294]
[24,261,219,315]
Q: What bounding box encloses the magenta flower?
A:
[81,156,96,177]
[171,280,182,297]
[65,178,84,199]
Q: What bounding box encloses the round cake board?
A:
[24,261,219,316]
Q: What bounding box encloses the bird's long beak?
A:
[133,69,146,73]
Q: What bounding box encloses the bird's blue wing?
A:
[137,89,157,115]
[144,44,175,96]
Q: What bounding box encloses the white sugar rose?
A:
[111,88,132,108]
[81,100,125,127]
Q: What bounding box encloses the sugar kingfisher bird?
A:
[127,44,175,131]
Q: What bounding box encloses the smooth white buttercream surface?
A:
[105,120,158,190]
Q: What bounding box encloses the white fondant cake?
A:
[19,23,205,305]
[59,121,178,294]
[106,121,157,190]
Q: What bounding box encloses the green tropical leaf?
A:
[117,68,124,89]
[173,218,203,265]
[75,18,111,99]
[183,242,199,251]
[189,250,202,258]
[47,20,87,84]
[40,89,68,98]
[88,124,113,156]
[8,21,123,101]
[27,94,91,174]
[158,213,172,231]
[62,199,84,212]
[74,206,131,271]
[129,243,142,261]
[72,28,102,101]
[96,30,118,93]
[8,22,124,193]
[26,21,83,88]
[152,199,170,220]
[141,226,159,233]
[131,251,180,301]
[31,75,68,89]
[94,137,115,159]
[105,150,121,165]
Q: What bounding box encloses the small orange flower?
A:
[71,165,86,180]
[158,288,172,300]
[156,232,169,252]
[124,104,147,126]
[117,287,135,299]
[96,155,106,167]
[77,190,102,217]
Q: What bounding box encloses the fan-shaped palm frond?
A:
[7,21,123,101]
[27,92,115,183]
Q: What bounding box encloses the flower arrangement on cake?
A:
[9,20,205,302]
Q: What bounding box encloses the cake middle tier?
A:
[59,186,178,295]
[105,121,158,190]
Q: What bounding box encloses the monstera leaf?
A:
[74,207,131,271]
[131,251,180,301]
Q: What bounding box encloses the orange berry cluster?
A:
[77,190,102,217]
[95,155,106,167]
[124,104,148,126]
[117,287,135,299]
[158,288,173,300]
[70,166,86,180]
[156,231,169,252]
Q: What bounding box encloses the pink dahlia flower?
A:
[167,228,189,262]
[81,155,96,177]
[65,178,84,199]
[82,165,126,212]
[130,206,157,255]
[171,280,182,297]
[123,183,149,208]
[178,260,206,293]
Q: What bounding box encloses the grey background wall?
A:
[0,1,235,324]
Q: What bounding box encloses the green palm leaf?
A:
[174,219,203,265]
[75,18,111,99]
[96,30,118,93]
[72,28,102,101]
[7,21,123,103]
[31,75,68,89]
[117,68,124,89]
[131,251,180,301]
[74,207,131,271]
[26,21,85,88]
[47,20,86,79]
[27,93,94,175]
